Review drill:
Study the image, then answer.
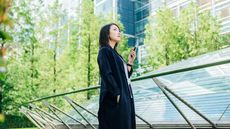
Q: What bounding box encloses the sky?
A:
[44,0,80,16]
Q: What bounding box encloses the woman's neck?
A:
[109,40,116,49]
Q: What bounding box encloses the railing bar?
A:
[33,108,57,129]
[43,101,72,129]
[64,96,97,117]
[33,105,63,123]
[49,103,86,128]
[132,59,230,81]
[26,59,230,104]
[27,86,99,104]
[26,110,46,129]
[162,84,217,128]
[64,96,96,129]
[218,104,230,121]
[20,108,45,129]
[153,78,196,129]
[135,114,154,129]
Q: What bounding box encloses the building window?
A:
[135,7,150,21]
[197,0,211,6]
[217,6,230,18]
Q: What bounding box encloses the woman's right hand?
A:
[128,48,136,65]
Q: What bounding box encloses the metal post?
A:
[153,78,196,129]
[32,107,57,129]
[218,104,230,121]
[163,84,217,128]
[135,114,154,129]
[43,101,72,129]
[29,110,54,128]
[31,104,63,123]
[20,107,45,129]
[64,96,97,117]
[48,103,86,128]
[64,96,96,129]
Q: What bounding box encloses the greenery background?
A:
[0,0,229,128]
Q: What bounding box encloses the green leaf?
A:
[0,30,12,41]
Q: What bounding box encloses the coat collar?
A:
[100,44,126,73]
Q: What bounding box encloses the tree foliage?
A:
[144,3,229,71]
[1,0,131,119]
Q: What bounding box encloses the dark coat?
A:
[97,45,136,129]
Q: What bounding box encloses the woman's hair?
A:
[99,23,120,50]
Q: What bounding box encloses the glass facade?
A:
[132,47,230,123]
[94,0,113,16]
[117,0,135,46]
[95,0,230,64]
[94,0,135,46]
[134,0,230,64]
[134,0,150,46]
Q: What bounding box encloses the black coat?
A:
[97,45,136,129]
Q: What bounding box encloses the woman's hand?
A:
[128,47,136,65]
[117,95,120,103]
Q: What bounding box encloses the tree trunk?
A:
[87,34,91,100]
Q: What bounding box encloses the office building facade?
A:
[95,0,230,65]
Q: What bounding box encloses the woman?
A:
[97,23,136,129]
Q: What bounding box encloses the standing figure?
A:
[97,23,137,129]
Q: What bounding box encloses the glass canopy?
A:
[21,47,230,129]
[62,47,230,127]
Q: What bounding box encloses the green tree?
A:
[0,0,13,116]
[144,3,227,71]
[3,0,41,115]
[77,0,101,99]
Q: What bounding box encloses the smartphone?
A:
[131,47,136,58]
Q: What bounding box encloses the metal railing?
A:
[20,58,230,129]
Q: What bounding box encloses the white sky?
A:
[44,0,79,16]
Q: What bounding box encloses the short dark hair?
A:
[99,23,120,50]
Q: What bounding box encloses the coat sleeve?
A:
[98,48,120,97]
[128,66,133,78]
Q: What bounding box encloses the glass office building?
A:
[96,0,230,65]
[94,0,136,46]
[136,0,230,62]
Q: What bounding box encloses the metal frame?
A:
[132,59,230,81]
[20,58,230,129]
[29,104,63,123]
[218,104,230,121]
[64,96,96,129]
[153,78,196,129]
[43,101,72,129]
[20,107,45,129]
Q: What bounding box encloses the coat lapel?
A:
[113,50,126,74]
[101,45,126,74]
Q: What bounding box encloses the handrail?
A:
[26,58,230,104]
[22,54,230,129]
[26,85,100,104]
[131,59,230,81]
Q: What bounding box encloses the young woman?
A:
[97,23,136,129]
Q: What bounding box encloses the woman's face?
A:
[109,24,121,43]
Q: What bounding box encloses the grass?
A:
[9,128,37,129]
